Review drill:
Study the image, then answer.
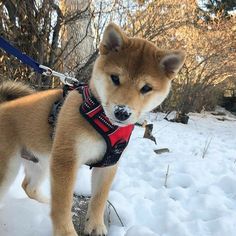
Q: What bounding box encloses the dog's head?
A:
[90,23,185,126]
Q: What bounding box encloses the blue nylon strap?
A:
[0,36,44,74]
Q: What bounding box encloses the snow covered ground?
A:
[0,110,236,236]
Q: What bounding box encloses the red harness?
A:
[78,85,134,168]
[49,84,134,168]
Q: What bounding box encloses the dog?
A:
[0,23,185,236]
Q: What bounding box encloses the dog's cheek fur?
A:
[142,80,172,112]
[90,62,109,104]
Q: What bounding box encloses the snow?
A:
[1,110,236,236]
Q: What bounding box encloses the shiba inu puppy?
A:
[0,23,185,236]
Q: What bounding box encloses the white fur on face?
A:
[142,80,171,113]
[91,66,108,104]
[93,78,138,126]
[90,68,127,125]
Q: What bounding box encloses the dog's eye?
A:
[110,75,120,86]
[140,84,152,94]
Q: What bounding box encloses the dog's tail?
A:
[0,81,34,104]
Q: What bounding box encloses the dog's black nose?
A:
[114,105,131,121]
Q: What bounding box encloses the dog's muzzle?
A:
[114,105,131,121]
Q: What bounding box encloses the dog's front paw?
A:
[84,217,107,236]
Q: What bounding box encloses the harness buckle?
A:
[112,140,127,155]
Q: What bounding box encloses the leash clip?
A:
[40,65,53,76]
[39,65,79,86]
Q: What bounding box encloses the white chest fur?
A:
[75,134,106,165]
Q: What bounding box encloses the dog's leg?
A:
[85,164,118,236]
[51,148,79,236]
[21,155,49,204]
[0,150,21,201]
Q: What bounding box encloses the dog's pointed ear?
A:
[99,23,128,55]
[160,50,186,78]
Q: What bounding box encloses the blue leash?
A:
[0,36,79,85]
[0,36,44,74]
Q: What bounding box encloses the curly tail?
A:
[0,81,34,104]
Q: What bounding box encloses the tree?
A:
[0,0,95,88]
[127,0,236,114]
[1,0,235,116]
[59,0,95,76]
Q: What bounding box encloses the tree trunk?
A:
[59,0,95,79]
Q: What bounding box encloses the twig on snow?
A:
[202,137,213,159]
[164,164,170,188]
[107,200,124,227]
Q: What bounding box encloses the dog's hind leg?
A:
[21,153,49,204]
[84,164,118,236]
[0,149,21,201]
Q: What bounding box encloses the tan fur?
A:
[0,23,185,236]
[0,81,34,103]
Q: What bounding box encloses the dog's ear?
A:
[159,50,186,78]
[99,23,128,55]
